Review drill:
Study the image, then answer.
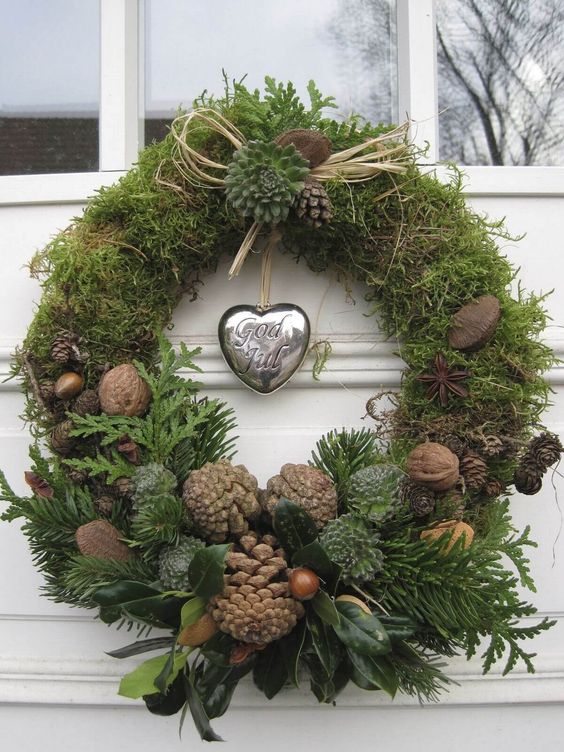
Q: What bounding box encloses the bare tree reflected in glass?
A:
[330,0,564,165]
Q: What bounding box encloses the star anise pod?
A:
[416,352,470,408]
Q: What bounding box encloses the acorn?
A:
[288,567,320,601]
[178,613,218,647]
[54,371,84,401]
[336,594,371,614]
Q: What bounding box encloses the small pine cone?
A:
[479,435,504,457]
[39,382,56,406]
[528,433,563,472]
[51,331,86,364]
[183,459,260,543]
[459,451,487,490]
[72,389,100,417]
[442,435,467,458]
[94,496,114,517]
[113,476,133,498]
[51,419,74,455]
[402,482,435,517]
[435,490,466,521]
[514,455,543,495]
[293,179,332,228]
[68,467,89,485]
[262,464,337,530]
[483,479,506,498]
[209,534,305,644]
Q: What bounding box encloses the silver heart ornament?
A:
[218,303,311,394]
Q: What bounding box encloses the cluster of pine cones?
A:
[182,459,337,645]
[514,433,563,495]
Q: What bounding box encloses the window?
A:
[0,0,100,175]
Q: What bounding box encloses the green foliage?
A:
[60,555,157,607]
[133,463,177,499]
[320,513,384,584]
[310,428,380,503]
[370,500,554,675]
[130,493,185,557]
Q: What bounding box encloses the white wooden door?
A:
[1,1,563,749]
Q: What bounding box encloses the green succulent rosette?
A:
[320,513,384,584]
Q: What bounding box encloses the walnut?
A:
[98,364,151,417]
[406,442,459,491]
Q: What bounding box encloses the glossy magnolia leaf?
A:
[272,497,318,557]
[292,541,341,591]
[305,654,350,704]
[107,636,176,659]
[378,615,418,641]
[311,590,340,627]
[183,674,224,742]
[93,580,161,606]
[122,594,190,631]
[253,643,288,699]
[200,632,237,667]
[333,601,391,656]
[188,544,230,600]
[307,610,342,676]
[347,650,398,698]
[194,661,250,720]
[144,672,186,716]
[180,596,207,629]
[118,651,187,699]
[279,619,306,687]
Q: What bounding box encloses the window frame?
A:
[1,0,563,206]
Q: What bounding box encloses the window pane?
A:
[144,0,397,144]
[437,0,564,165]
[0,0,100,175]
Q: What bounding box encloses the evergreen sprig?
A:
[310,428,380,502]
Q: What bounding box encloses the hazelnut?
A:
[54,371,84,400]
[289,567,320,601]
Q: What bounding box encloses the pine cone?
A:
[483,479,506,498]
[51,419,74,455]
[183,459,260,543]
[514,456,543,495]
[113,476,133,499]
[94,496,115,517]
[402,482,435,517]
[209,533,305,644]
[442,435,467,458]
[51,331,86,364]
[529,433,563,472]
[224,140,309,225]
[72,389,100,417]
[459,451,487,490]
[293,179,332,228]
[262,464,337,530]
[68,467,89,485]
[478,434,504,457]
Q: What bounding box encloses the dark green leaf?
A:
[188,544,230,600]
[311,590,340,627]
[307,610,342,676]
[200,632,238,667]
[347,650,398,697]
[292,541,341,591]
[305,654,350,704]
[379,615,418,641]
[93,580,161,606]
[273,498,318,557]
[107,636,175,659]
[183,674,224,742]
[253,643,288,699]
[118,652,187,699]
[98,605,122,625]
[122,594,190,630]
[154,645,177,693]
[144,673,186,716]
[333,601,391,656]
[279,619,306,687]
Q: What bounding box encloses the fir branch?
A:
[310,427,380,501]
[57,554,157,606]
[129,494,185,559]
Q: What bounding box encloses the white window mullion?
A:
[396,0,438,162]
[99,0,141,171]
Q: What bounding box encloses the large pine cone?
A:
[262,463,337,530]
[293,179,332,228]
[529,433,563,472]
[459,451,487,490]
[183,459,260,543]
[209,533,304,644]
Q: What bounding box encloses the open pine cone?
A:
[209,533,304,644]
[262,463,337,530]
[183,459,260,542]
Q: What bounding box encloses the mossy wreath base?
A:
[1,79,560,741]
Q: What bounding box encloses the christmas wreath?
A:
[1,78,562,742]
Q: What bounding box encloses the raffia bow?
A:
[169,108,411,294]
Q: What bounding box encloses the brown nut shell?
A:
[406,442,459,491]
[54,372,84,400]
[75,520,132,561]
[420,519,474,553]
[288,567,320,601]
[448,295,501,351]
[275,128,332,168]
[98,364,151,417]
[178,613,218,646]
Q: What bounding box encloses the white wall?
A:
[0,188,563,749]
